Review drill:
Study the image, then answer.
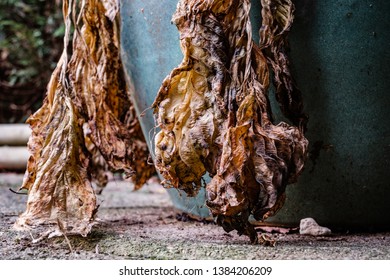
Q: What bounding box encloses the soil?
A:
[1,173,389,260]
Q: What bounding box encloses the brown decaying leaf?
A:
[83,125,109,194]
[153,0,308,243]
[15,0,155,236]
[68,0,154,189]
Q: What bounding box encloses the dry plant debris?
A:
[14,0,155,236]
[14,0,308,244]
[153,0,308,243]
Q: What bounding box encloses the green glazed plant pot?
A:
[120,0,390,229]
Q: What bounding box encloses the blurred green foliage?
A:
[0,0,64,123]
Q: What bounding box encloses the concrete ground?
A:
[0,173,389,260]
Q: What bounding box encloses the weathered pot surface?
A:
[120,0,390,229]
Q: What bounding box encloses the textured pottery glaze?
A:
[120,0,390,228]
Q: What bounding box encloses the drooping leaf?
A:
[67,0,154,189]
[15,55,97,237]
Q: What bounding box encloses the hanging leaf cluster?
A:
[15,0,155,236]
[14,0,308,244]
[153,0,308,243]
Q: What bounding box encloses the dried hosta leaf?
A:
[83,125,109,194]
[15,0,154,236]
[68,0,154,189]
[15,59,97,236]
[260,0,308,130]
[153,0,308,243]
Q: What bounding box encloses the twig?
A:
[56,218,74,253]
[9,188,28,195]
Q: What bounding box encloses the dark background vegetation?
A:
[0,0,64,123]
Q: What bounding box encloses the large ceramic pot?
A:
[120,0,390,229]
